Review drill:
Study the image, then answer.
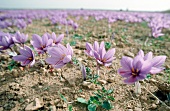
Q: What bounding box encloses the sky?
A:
[0,0,170,11]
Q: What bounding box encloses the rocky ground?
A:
[0,16,170,111]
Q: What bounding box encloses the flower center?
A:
[131,68,139,77]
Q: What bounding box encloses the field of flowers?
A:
[0,10,170,111]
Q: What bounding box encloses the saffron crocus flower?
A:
[118,55,152,84]
[0,34,14,51]
[138,50,166,74]
[94,47,116,66]
[31,34,53,54]
[45,43,73,68]
[46,32,64,46]
[85,41,105,57]
[12,31,28,44]
[12,46,35,66]
[72,23,78,30]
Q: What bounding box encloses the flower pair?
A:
[85,41,116,66]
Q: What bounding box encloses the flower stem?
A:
[135,81,141,95]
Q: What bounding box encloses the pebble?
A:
[50,105,56,111]
[107,78,114,83]
[82,81,91,86]
[25,98,44,111]
[1,78,5,81]
[134,107,142,111]
[124,50,134,58]
[151,103,157,109]
[98,79,107,84]
[127,109,133,111]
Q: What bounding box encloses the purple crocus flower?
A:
[45,43,73,68]
[31,34,53,54]
[0,34,14,51]
[46,32,64,46]
[94,47,116,66]
[72,23,78,30]
[118,55,152,84]
[12,46,35,66]
[85,41,105,57]
[138,50,166,74]
[12,31,28,44]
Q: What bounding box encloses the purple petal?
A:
[99,41,105,49]
[103,48,115,60]
[93,41,99,52]
[140,60,152,74]
[55,34,64,44]
[137,50,144,58]
[124,76,137,84]
[132,55,143,70]
[118,68,132,77]
[54,61,65,68]
[150,67,164,74]
[151,56,166,68]
[120,56,133,70]
[45,57,60,65]
[144,52,153,61]
[63,55,71,63]
[66,43,73,56]
[13,55,27,62]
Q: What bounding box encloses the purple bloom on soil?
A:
[46,32,64,46]
[0,34,14,50]
[12,46,35,66]
[81,65,86,81]
[72,23,78,30]
[94,47,116,66]
[45,43,73,68]
[118,55,152,84]
[12,31,28,44]
[85,41,105,57]
[138,50,166,74]
[31,34,53,54]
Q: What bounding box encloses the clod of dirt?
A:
[25,98,44,111]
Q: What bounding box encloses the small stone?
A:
[134,107,142,111]
[107,78,114,83]
[124,50,134,58]
[50,105,56,111]
[155,99,159,104]
[1,78,5,81]
[61,87,71,92]
[77,58,83,62]
[82,81,91,87]
[151,104,157,109]
[25,98,44,111]
[98,79,107,84]
[127,109,133,111]
[88,84,95,90]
